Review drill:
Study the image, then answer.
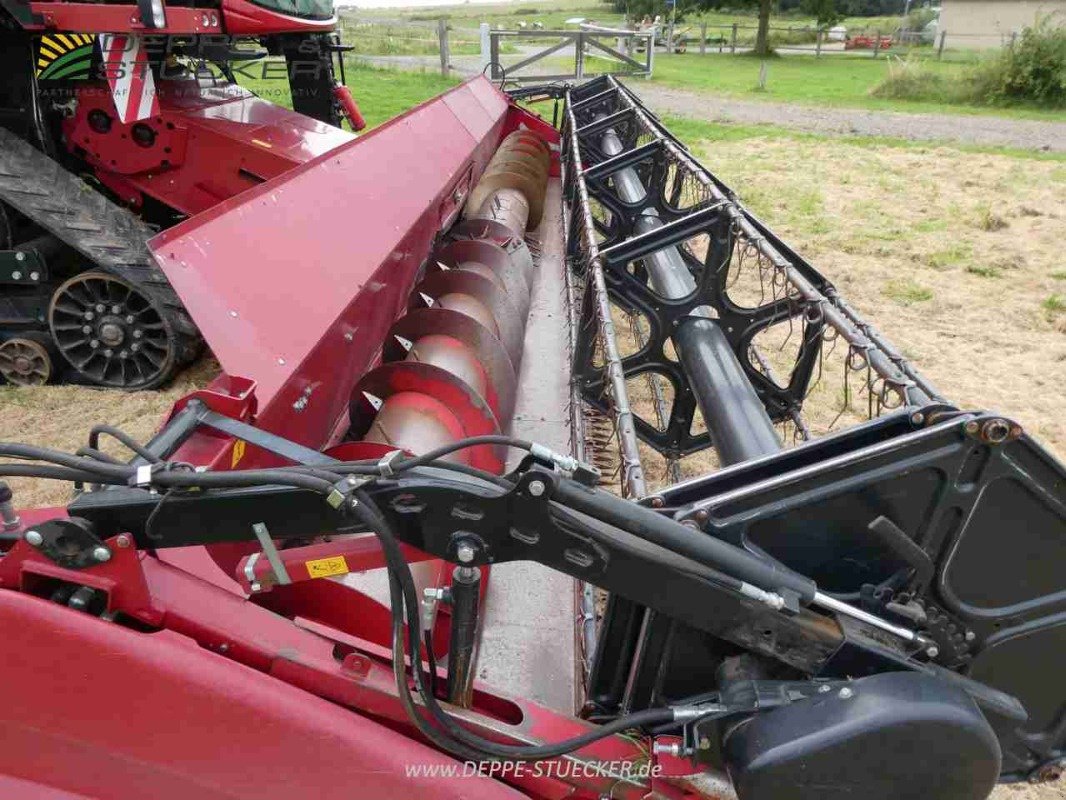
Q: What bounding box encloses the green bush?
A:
[971,15,1066,105]
[904,6,937,31]
[869,56,961,102]
[871,16,1066,108]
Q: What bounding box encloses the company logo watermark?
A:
[36,34,329,83]
[403,759,664,780]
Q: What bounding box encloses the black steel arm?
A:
[67,464,858,674]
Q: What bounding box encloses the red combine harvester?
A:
[0,15,1064,800]
[1,0,362,387]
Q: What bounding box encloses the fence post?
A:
[815,26,823,57]
[730,22,738,54]
[479,22,491,72]
[1009,31,1017,49]
[576,31,585,79]
[646,31,655,77]
[872,29,880,57]
[937,29,947,59]
[437,18,449,77]
[700,21,707,54]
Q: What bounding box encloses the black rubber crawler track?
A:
[0,126,202,388]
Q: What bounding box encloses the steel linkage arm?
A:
[55,454,950,679]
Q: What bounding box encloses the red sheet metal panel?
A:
[150,77,510,454]
[0,589,524,800]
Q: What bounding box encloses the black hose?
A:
[0,444,133,480]
[89,425,162,463]
[349,487,677,760]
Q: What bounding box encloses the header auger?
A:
[0,35,1063,800]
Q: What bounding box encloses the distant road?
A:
[357,54,1066,151]
[637,83,1066,152]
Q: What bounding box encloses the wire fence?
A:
[338,13,1030,76]
[674,21,1021,62]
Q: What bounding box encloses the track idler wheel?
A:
[0,334,55,386]
[48,271,179,389]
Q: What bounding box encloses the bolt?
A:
[911,412,925,425]
[104,349,113,358]
[82,325,92,335]
[11,271,21,280]
[132,329,143,339]
[29,272,39,281]
[344,332,354,342]
[15,252,25,261]
[982,419,1011,444]
[818,683,832,693]
[527,480,546,497]
[131,343,140,353]
[92,546,111,563]
[965,420,980,435]
[24,530,43,546]
[456,543,477,564]
[649,496,665,508]
[84,311,94,321]
[111,305,121,314]
[219,643,230,653]
[89,340,99,349]
[926,645,940,658]
[115,533,132,548]
[652,741,682,757]
[838,687,854,699]
[292,396,308,411]
[95,304,105,313]
[119,350,128,359]
[126,315,135,324]
[965,630,976,642]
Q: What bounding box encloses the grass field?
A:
[340,0,1065,119]
[347,0,899,37]
[647,53,1066,120]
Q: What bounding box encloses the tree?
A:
[800,0,841,28]
[691,0,775,56]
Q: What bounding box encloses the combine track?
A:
[0,127,201,388]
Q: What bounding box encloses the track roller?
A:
[0,334,55,386]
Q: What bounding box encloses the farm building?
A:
[937,0,1065,47]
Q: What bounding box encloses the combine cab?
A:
[0,69,1063,800]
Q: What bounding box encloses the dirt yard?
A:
[1,134,1063,796]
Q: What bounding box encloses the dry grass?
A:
[0,358,219,507]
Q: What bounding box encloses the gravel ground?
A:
[632,83,1066,152]
[361,53,1066,151]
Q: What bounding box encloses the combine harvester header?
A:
[0,72,1064,800]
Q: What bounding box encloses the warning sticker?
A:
[231,439,246,468]
[306,555,349,579]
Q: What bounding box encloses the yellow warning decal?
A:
[306,556,349,579]
[231,439,246,468]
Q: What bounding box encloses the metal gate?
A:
[482,26,655,83]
